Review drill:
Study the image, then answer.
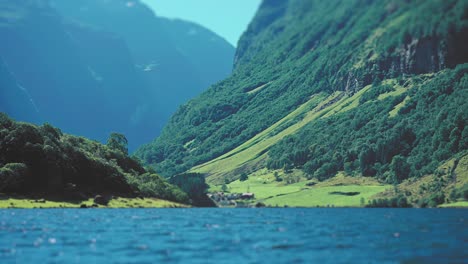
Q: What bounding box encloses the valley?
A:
[1,0,467,208]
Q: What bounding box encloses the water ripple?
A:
[0,208,466,263]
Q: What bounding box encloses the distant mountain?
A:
[0,0,235,150]
[137,0,468,207]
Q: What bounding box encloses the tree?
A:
[221,184,228,192]
[107,133,128,155]
[240,172,248,181]
[0,163,28,192]
[359,144,377,176]
[390,155,410,183]
[274,171,282,182]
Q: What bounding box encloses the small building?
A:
[241,193,255,199]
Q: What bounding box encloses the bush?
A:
[419,192,446,208]
[240,173,248,181]
[127,173,189,203]
[169,173,210,205]
[449,184,468,201]
[367,195,412,208]
[0,163,28,192]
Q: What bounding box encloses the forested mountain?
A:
[0,0,234,150]
[137,0,468,206]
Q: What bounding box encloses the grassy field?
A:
[264,185,389,207]
[192,81,409,184]
[193,91,361,184]
[191,93,329,181]
[216,170,391,207]
[438,201,468,208]
[389,96,410,117]
[0,196,188,209]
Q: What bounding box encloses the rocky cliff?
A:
[0,0,235,150]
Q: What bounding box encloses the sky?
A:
[141,0,262,46]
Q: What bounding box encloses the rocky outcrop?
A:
[379,29,467,77]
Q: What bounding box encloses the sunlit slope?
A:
[192,80,409,184]
[137,0,468,181]
[218,170,391,207]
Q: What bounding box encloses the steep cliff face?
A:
[137,0,468,183]
[50,0,235,137]
[0,1,147,148]
[0,0,235,149]
[161,18,235,89]
[0,58,39,122]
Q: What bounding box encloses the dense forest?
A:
[0,113,192,204]
[136,0,468,203]
[267,65,467,182]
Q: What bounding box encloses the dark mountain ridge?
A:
[0,0,235,150]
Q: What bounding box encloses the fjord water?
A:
[0,209,466,263]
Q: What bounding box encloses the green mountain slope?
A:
[137,0,468,206]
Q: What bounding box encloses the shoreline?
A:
[1,197,465,209]
[0,196,189,209]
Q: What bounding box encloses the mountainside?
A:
[137,0,468,206]
[0,0,234,150]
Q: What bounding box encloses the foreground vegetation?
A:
[0,113,191,206]
[0,196,188,209]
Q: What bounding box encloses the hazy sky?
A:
[141,0,261,46]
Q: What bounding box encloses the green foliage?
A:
[221,183,228,192]
[449,184,468,201]
[367,195,411,208]
[390,155,410,184]
[136,0,468,182]
[107,132,128,155]
[126,173,188,203]
[359,84,394,104]
[169,173,212,206]
[0,163,28,192]
[240,172,249,181]
[274,171,282,182]
[0,114,188,203]
[268,65,468,183]
[418,192,446,208]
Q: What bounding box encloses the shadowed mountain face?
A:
[136,0,468,183]
[0,0,235,150]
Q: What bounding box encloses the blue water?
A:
[0,209,466,264]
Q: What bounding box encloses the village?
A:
[207,192,265,207]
